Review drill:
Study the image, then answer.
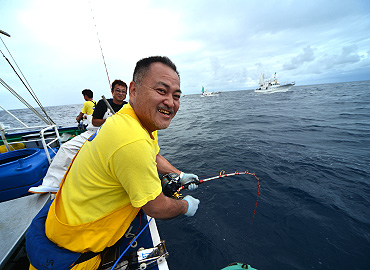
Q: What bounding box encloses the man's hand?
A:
[76,112,84,123]
[183,195,200,216]
[180,172,200,190]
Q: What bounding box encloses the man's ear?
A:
[129,81,136,102]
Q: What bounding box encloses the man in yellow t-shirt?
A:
[75,89,96,123]
[27,56,200,270]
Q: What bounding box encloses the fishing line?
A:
[194,170,260,248]
[88,0,111,89]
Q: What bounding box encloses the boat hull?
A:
[255,83,295,93]
[200,93,218,97]
[0,148,57,203]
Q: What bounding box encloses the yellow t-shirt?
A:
[55,104,161,225]
[81,100,95,115]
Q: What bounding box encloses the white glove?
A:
[183,195,200,216]
[179,172,200,190]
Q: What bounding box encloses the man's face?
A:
[112,85,127,104]
[129,62,181,133]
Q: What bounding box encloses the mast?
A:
[259,73,264,86]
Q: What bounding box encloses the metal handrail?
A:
[39,125,61,164]
[0,125,11,152]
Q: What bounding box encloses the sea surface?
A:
[1,81,369,270]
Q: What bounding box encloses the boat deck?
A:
[0,193,50,268]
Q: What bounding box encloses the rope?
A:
[0,29,11,37]
[88,0,111,89]
[0,36,55,125]
[0,78,52,125]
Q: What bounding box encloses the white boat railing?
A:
[0,125,11,152]
[40,125,61,164]
[1,124,61,163]
[1,103,61,160]
[1,122,61,165]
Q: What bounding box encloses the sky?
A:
[1,0,370,109]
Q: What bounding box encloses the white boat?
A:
[255,73,295,93]
[201,86,218,97]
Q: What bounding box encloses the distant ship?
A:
[201,86,218,97]
[255,73,295,93]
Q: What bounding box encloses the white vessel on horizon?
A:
[255,73,295,93]
[201,86,218,97]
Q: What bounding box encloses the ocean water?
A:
[156,81,370,270]
[1,81,369,269]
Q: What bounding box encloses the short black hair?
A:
[133,56,179,85]
[82,89,93,98]
[111,80,127,91]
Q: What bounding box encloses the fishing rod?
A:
[102,95,115,115]
[173,170,260,220]
[110,171,260,269]
[175,170,259,195]
[88,0,111,89]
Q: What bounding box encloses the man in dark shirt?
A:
[28,80,128,194]
[92,80,127,126]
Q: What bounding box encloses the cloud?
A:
[284,46,315,70]
[334,45,361,65]
[1,0,370,109]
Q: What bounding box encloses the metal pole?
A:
[0,105,29,128]
[101,95,115,114]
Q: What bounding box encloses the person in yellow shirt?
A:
[28,81,127,194]
[27,56,200,269]
[75,89,96,123]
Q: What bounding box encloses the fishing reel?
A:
[161,173,183,199]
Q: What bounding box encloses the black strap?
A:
[74,250,100,265]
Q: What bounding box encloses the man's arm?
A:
[145,156,200,219]
[92,100,108,127]
[156,154,181,175]
[76,112,84,123]
[142,192,188,219]
[156,154,200,190]
[92,118,106,127]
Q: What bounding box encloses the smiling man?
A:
[130,60,181,132]
[27,56,200,270]
[28,80,128,194]
[91,79,127,127]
